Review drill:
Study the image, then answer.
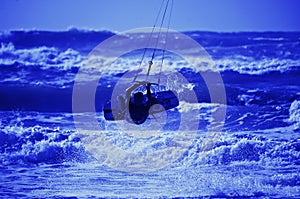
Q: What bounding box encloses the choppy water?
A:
[0,29,300,198]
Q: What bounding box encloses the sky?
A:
[1,0,300,32]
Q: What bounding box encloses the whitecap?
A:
[289,100,300,130]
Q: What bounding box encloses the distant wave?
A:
[1,31,300,89]
[0,29,115,54]
[0,42,83,69]
[1,30,299,71]
[0,29,299,112]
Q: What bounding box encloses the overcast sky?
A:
[1,0,299,32]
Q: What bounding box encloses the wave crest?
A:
[289,100,300,130]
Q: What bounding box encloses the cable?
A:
[133,0,166,82]
[158,0,173,84]
[133,0,173,83]
[150,0,170,62]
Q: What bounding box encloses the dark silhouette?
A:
[103,81,179,125]
[129,83,155,124]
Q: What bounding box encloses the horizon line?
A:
[1,27,300,34]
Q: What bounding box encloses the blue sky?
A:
[1,0,299,32]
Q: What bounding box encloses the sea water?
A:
[0,29,300,198]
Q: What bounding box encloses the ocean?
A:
[0,29,299,198]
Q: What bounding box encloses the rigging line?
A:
[158,0,173,84]
[133,0,166,82]
[150,0,170,62]
[147,0,170,82]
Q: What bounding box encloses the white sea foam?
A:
[215,56,300,74]
[0,43,83,70]
[289,100,300,130]
[1,41,299,79]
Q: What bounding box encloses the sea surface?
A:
[0,29,300,198]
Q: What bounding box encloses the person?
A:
[128,83,155,124]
